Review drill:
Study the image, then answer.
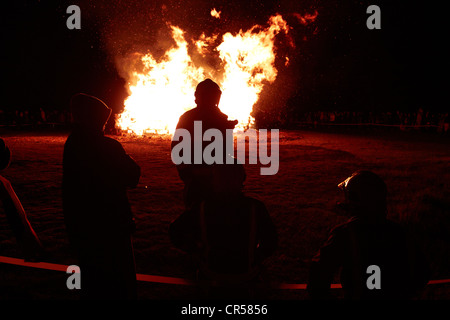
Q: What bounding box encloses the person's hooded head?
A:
[0,138,11,171]
[337,170,388,220]
[194,79,222,109]
[70,93,112,132]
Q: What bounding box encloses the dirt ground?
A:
[0,128,449,300]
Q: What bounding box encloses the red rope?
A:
[1,255,448,288]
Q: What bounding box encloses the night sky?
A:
[1,0,447,119]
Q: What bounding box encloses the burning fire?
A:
[117,14,290,136]
[210,8,221,19]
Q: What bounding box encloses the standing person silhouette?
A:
[171,79,243,208]
[169,165,277,299]
[307,170,430,300]
[63,93,141,300]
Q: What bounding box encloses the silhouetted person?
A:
[171,79,243,208]
[307,170,430,300]
[0,138,43,261]
[63,93,141,300]
[169,165,277,299]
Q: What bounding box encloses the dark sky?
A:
[1,0,447,117]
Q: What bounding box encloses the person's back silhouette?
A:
[171,79,242,208]
[63,93,141,300]
[173,78,238,143]
[0,138,43,261]
[307,170,430,300]
[169,165,277,299]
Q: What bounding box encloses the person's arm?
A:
[104,138,141,188]
[255,201,278,260]
[307,228,344,299]
[171,115,194,181]
[118,152,141,188]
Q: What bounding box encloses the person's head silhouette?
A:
[194,79,222,109]
[70,93,112,132]
[338,170,387,219]
[0,138,11,171]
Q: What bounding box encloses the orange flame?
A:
[210,8,221,19]
[117,14,290,136]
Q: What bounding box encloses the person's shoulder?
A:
[243,196,268,212]
[176,108,199,127]
[179,108,199,119]
[63,132,79,153]
[332,217,403,236]
[101,135,125,151]
[64,131,76,144]
[207,108,229,123]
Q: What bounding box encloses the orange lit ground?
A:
[0,128,449,299]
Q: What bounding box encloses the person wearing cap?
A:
[307,170,430,300]
[171,79,244,208]
[63,93,141,299]
[0,138,43,261]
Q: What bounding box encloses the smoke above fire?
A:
[84,1,318,135]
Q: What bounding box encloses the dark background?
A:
[1,0,447,122]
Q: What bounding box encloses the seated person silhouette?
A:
[171,79,243,208]
[0,138,43,261]
[63,93,141,299]
[169,165,277,299]
[307,170,430,300]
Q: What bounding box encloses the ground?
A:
[0,127,449,300]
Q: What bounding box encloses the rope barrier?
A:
[1,255,449,289]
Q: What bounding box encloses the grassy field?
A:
[0,128,449,300]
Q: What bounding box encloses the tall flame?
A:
[117,14,289,136]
